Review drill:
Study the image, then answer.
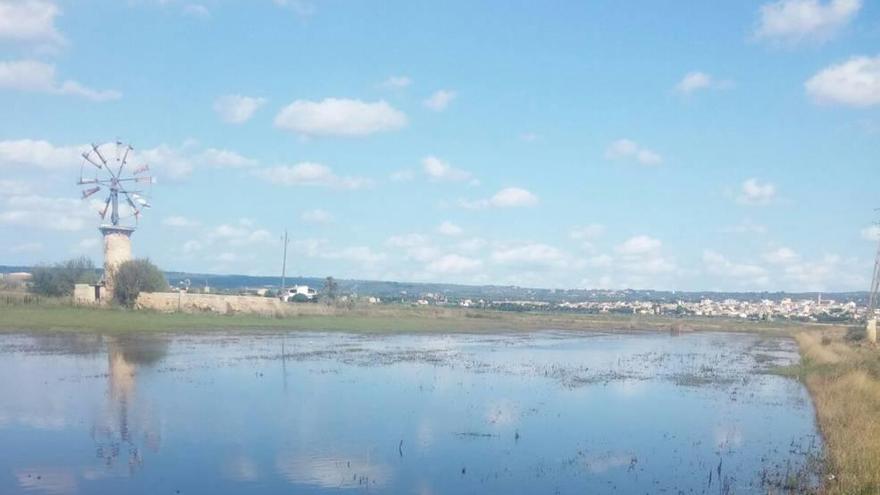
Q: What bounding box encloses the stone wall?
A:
[136,292,337,317]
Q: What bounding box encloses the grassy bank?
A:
[0,300,825,334]
[783,330,880,495]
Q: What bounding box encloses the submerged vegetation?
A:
[782,329,880,495]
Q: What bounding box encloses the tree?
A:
[323,276,338,303]
[31,257,98,297]
[113,259,168,307]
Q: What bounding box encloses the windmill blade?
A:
[133,164,150,175]
[99,195,111,219]
[82,151,103,169]
[119,145,133,176]
[115,143,132,178]
[122,190,141,217]
[81,186,101,199]
[77,178,98,185]
[91,144,109,167]
[135,176,153,184]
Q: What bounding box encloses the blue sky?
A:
[1,0,878,291]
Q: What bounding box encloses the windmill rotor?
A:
[78,141,154,227]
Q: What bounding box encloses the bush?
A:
[30,257,98,297]
[113,259,168,307]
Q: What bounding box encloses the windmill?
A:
[78,141,154,298]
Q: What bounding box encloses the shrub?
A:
[30,257,98,297]
[113,259,168,307]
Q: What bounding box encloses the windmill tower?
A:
[78,141,153,299]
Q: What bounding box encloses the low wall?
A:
[135,292,338,316]
[137,292,284,316]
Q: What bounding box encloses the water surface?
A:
[0,330,820,494]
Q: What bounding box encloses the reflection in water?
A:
[0,331,822,494]
[275,453,392,489]
[91,337,167,473]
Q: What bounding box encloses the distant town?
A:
[3,265,872,324]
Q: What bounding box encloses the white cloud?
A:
[605,139,663,165]
[0,60,120,101]
[616,235,662,256]
[861,225,880,241]
[301,208,333,224]
[423,89,456,111]
[737,178,777,205]
[703,250,767,282]
[805,55,880,107]
[0,194,94,231]
[437,221,463,236]
[425,254,482,274]
[380,75,411,89]
[213,94,267,124]
[274,98,407,137]
[461,187,539,209]
[614,236,677,275]
[755,0,861,44]
[0,1,64,46]
[255,163,371,190]
[322,246,387,266]
[763,246,800,264]
[675,71,732,94]
[77,238,98,249]
[570,224,605,240]
[162,216,199,228]
[183,4,210,18]
[198,148,257,168]
[490,243,568,267]
[386,233,428,248]
[211,222,273,246]
[422,156,473,183]
[0,139,84,170]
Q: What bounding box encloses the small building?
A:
[74,283,104,304]
[281,285,317,302]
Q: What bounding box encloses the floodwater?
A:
[0,330,821,494]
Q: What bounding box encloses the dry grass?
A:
[792,330,880,494]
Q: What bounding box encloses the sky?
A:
[0,0,879,292]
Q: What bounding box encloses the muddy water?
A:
[0,331,820,494]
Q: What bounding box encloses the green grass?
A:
[0,300,842,335]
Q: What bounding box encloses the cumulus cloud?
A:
[423,89,456,111]
[437,221,463,236]
[301,208,333,224]
[737,178,777,205]
[490,243,569,267]
[425,253,482,274]
[213,94,267,124]
[763,246,800,264]
[389,169,415,182]
[0,194,94,231]
[755,0,861,44]
[861,225,880,241]
[274,98,407,137]
[805,55,880,107]
[614,236,676,275]
[703,250,767,282]
[0,0,64,46]
[570,224,605,240]
[605,139,663,165]
[0,60,120,101]
[254,163,371,189]
[675,71,733,94]
[0,139,84,170]
[422,156,474,183]
[460,187,539,209]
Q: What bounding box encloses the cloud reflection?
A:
[275,453,391,489]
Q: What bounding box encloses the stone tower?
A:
[100,225,134,298]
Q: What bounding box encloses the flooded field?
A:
[0,330,821,494]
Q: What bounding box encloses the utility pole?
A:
[868,211,880,344]
[280,229,289,297]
